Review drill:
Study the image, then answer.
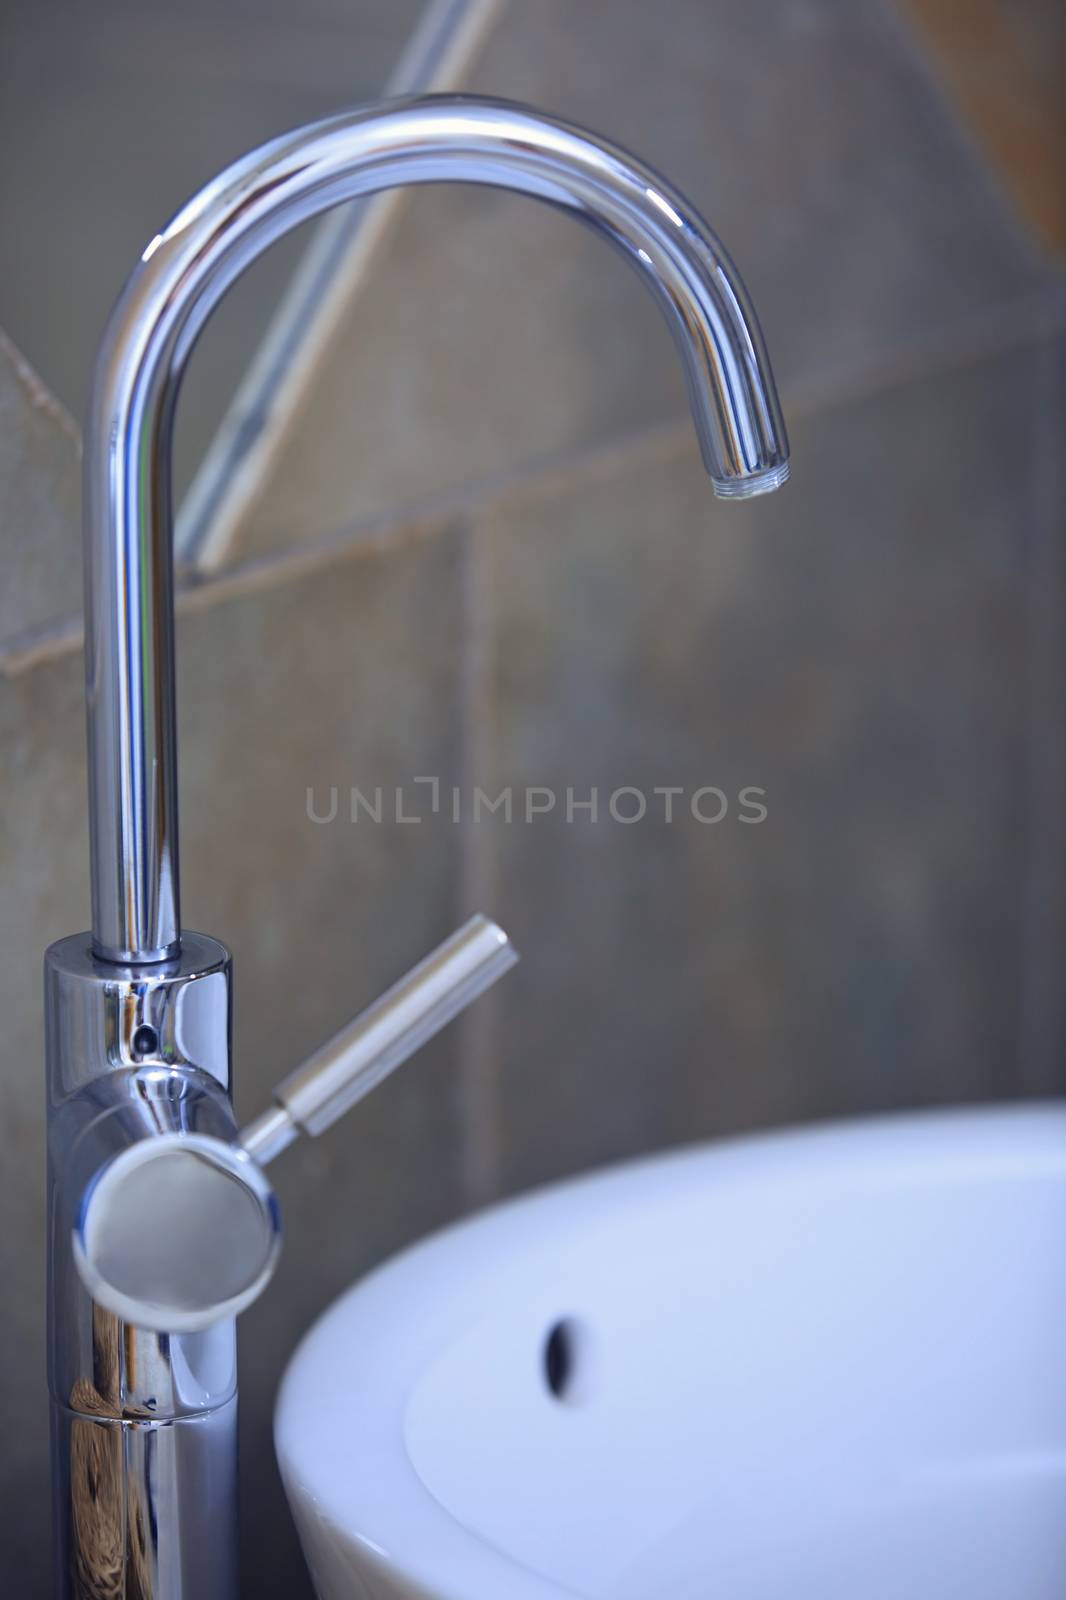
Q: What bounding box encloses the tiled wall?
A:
[1,2,1063,1594]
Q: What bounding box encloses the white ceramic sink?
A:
[276,1105,1066,1599]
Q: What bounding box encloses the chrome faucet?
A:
[46,96,789,1598]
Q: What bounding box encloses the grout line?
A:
[5,286,1064,680]
[0,328,81,448]
[1019,330,1066,1094]
[0,512,448,677]
[0,613,84,676]
[454,517,505,1206]
[0,420,689,677]
[782,282,1065,418]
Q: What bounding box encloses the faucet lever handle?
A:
[241,914,517,1164]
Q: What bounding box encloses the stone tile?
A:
[0,648,90,1594]
[240,0,1047,556]
[0,1,422,481]
[175,527,471,1592]
[0,332,81,647]
[0,524,470,1593]
[474,342,1038,1194]
[896,0,1066,256]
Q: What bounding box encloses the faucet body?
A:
[49,96,789,1596]
[46,935,239,1595]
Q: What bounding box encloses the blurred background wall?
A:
[1,0,1063,1592]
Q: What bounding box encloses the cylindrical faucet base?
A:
[51,1398,238,1599]
[46,933,239,1600]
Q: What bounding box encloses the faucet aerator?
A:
[713,460,792,500]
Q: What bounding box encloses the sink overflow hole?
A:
[544,1319,582,1402]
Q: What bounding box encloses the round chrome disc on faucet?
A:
[73,1133,282,1332]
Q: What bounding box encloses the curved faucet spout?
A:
[84,94,790,965]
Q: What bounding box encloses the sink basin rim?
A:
[275,1102,1066,1600]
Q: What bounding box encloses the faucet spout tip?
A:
[712,459,791,500]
